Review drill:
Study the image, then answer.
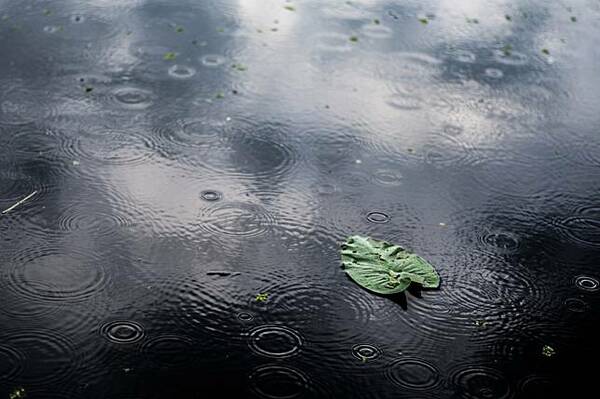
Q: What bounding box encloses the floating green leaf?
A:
[340,235,440,295]
[349,35,358,42]
[163,51,176,60]
[541,48,550,55]
[418,17,429,25]
[284,5,296,12]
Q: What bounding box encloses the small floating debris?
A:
[231,63,247,71]
[466,17,479,24]
[84,86,93,93]
[43,9,52,16]
[474,320,488,328]
[2,191,38,215]
[571,16,577,22]
[163,51,176,61]
[542,345,556,357]
[255,293,269,302]
[418,17,429,25]
[175,26,184,33]
[9,387,25,399]
[505,15,512,21]
[284,5,295,12]
[541,48,550,55]
[374,19,380,25]
[349,35,358,42]
[206,271,240,277]
[501,44,512,56]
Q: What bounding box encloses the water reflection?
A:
[0,0,599,397]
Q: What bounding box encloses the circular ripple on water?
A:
[56,202,135,237]
[132,40,173,61]
[518,375,554,397]
[66,127,155,166]
[372,169,403,186]
[386,90,423,110]
[421,133,477,169]
[564,297,589,312]
[360,24,393,39]
[156,117,227,150]
[574,275,599,292]
[200,54,226,67]
[313,32,354,53]
[249,365,310,399]
[0,344,25,380]
[479,230,521,255]
[154,274,249,344]
[200,190,223,202]
[351,344,382,361]
[449,49,477,63]
[1,329,78,386]
[0,170,38,202]
[493,49,528,66]
[484,68,504,79]
[366,211,390,224]
[111,87,155,110]
[168,64,196,79]
[142,335,196,368]
[0,83,58,125]
[450,365,513,399]
[43,25,62,34]
[442,253,546,315]
[258,282,375,344]
[552,206,600,248]
[0,292,64,320]
[465,155,558,199]
[237,312,255,322]
[100,321,145,344]
[6,246,108,302]
[60,11,121,42]
[198,202,276,238]
[248,325,303,359]
[386,357,441,391]
[213,130,299,179]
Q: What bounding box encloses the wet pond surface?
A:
[0,0,599,397]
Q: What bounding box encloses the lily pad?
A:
[341,235,440,295]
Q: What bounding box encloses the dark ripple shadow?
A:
[0,329,80,387]
[4,244,109,302]
[449,364,513,399]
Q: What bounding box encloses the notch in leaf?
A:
[340,235,440,295]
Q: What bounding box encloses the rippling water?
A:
[0,0,599,397]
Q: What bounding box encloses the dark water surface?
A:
[1,0,599,397]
